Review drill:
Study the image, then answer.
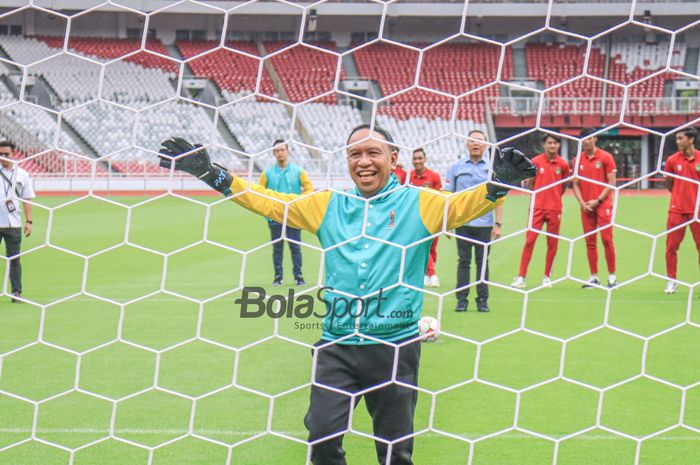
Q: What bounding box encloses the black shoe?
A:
[582,277,600,289]
[455,301,467,312]
[295,276,306,286]
[272,276,283,286]
[11,291,22,303]
[477,301,490,313]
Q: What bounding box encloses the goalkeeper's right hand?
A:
[158,137,233,196]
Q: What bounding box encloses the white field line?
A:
[1,429,699,441]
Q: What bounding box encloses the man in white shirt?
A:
[0,141,35,303]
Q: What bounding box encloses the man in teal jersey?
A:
[259,140,314,286]
[157,127,535,465]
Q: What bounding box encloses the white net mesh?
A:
[0,1,699,464]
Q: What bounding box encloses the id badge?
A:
[5,200,15,213]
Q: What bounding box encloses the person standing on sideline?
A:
[409,148,443,287]
[259,140,313,286]
[663,126,700,294]
[446,130,503,313]
[0,141,34,303]
[572,128,617,289]
[512,134,570,289]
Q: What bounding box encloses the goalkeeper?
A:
[158,125,535,465]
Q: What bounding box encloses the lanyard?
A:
[0,169,15,198]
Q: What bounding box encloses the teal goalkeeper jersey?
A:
[229,173,503,344]
[315,175,430,343]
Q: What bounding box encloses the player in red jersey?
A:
[572,128,618,288]
[512,134,570,289]
[663,126,700,294]
[409,148,443,287]
[392,148,407,185]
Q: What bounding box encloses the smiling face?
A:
[412,150,426,172]
[346,128,396,197]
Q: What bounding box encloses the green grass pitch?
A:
[0,192,699,465]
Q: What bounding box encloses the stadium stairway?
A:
[512,47,528,80]
[0,45,19,94]
[28,76,55,109]
[165,44,188,71]
[213,108,264,173]
[0,74,19,100]
[258,42,324,167]
[685,48,699,76]
[58,117,115,174]
[258,42,289,102]
[338,46,376,124]
[340,47,361,79]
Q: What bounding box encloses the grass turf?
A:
[0,193,699,465]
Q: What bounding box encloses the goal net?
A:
[0,1,699,464]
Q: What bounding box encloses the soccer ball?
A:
[417,316,440,342]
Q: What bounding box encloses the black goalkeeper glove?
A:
[486,147,537,202]
[158,137,233,195]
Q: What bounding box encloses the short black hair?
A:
[467,129,487,141]
[0,141,16,151]
[346,124,395,150]
[412,147,426,158]
[542,133,561,143]
[580,127,599,138]
[677,126,698,142]
[272,139,287,149]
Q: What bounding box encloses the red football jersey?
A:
[575,148,617,206]
[531,153,570,211]
[664,150,700,214]
[409,168,442,190]
[393,167,407,184]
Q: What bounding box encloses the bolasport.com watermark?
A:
[234,286,415,331]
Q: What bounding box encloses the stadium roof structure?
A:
[2,0,699,17]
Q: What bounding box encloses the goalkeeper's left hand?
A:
[486,147,537,202]
[158,137,232,195]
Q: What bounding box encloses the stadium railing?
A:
[490,96,700,116]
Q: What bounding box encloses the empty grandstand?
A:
[0,3,697,184]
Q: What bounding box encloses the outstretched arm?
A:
[420,148,536,234]
[229,176,330,233]
[158,137,330,234]
[419,184,505,234]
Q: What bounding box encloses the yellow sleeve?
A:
[418,184,505,234]
[229,176,330,234]
[258,171,267,188]
[300,170,314,194]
